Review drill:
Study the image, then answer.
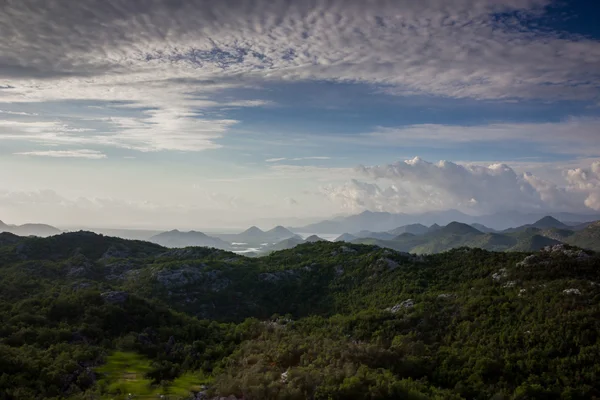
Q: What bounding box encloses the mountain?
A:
[266,236,305,251]
[428,223,442,232]
[470,223,495,233]
[504,216,570,233]
[351,220,600,255]
[1,233,599,399]
[437,221,482,235]
[293,210,600,233]
[0,219,61,237]
[388,223,429,236]
[565,222,600,251]
[292,210,474,233]
[215,225,299,244]
[334,233,357,242]
[305,234,326,242]
[352,230,396,240]
[149,230,231,250]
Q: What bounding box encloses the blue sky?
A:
[0,0,599,229]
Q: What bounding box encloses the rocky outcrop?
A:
[258,270,299,283]
[387,299,415,313]
[153,266,230,292]
[492,268,508,281]
[101,291,129,304]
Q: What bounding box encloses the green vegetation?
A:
[352,221,600,254]
[0,231,600,399]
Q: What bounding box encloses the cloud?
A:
[14,149,107,159]
[321,157,600,214]
[0,0,598,153]
[266,156,331,162]
[565,162,600,210]
[367,118,600,155]
[1,0,599,101]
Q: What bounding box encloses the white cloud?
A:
[367,118,600,155]
[321,157,600,214]
[565,162,600,210]
[0,0,597,154]
[266,156,331,162]
[15,149,107,159]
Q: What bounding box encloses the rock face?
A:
[66,254,94,277]
[153,266,231,292]
[387,299,415,313]
[492,268,508,281]
[377,257,400,271]
[563,288,582,295]
[101,291,129,304]
[258,270,299,283]
[542,244,590,259]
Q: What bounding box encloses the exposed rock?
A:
[72,282,92,291]
[517,255,538,267]
[542,244,590,260]
[503,281,516,288]
[339,246,357,254]
[335,265,344,276]
[563,288,581,295]
[101,291,129,304]
[387,299,415,313]
[258,270,299,282]
[100,245,131,260]
[377,257,400,271]
[437,293,454,299]
[492,268,508,281]
[153,266,205,287]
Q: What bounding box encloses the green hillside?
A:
[1,233,600,399]
[350,221,600,255]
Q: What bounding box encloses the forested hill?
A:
[1,231,600,399]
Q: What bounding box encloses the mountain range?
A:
[0,219,61,237]
[344,217,600,254]
[292,210,600,233]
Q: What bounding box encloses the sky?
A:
[0,0,600,229]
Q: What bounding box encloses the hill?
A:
[351,220,600,255]
[0,219,61,237]
[0,232,599,399]
[149,230,231,250]
[334,233,357,242]
[388,223,429,235]
[215,225,299,245]
[565,222,600,251]
[504,216,569,233]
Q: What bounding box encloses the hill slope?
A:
[1,233,600,399]
[149,230,231,249]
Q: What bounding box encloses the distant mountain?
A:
[437,222,481,235]
[267,236,305,251]
[470,223,495,233]
[565,222,600,252]
[305,235,326,242]
[0,219,61,237]
[292,210,474,233]
[504,216,569,233]
[215,225,299,245]
[334,233,358,242]
[388,223,429,236]
[149,230,231,250]
[352,230,396,240]
[428,223,442,232]
[350,220,600,255]
[293,210,600,232]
